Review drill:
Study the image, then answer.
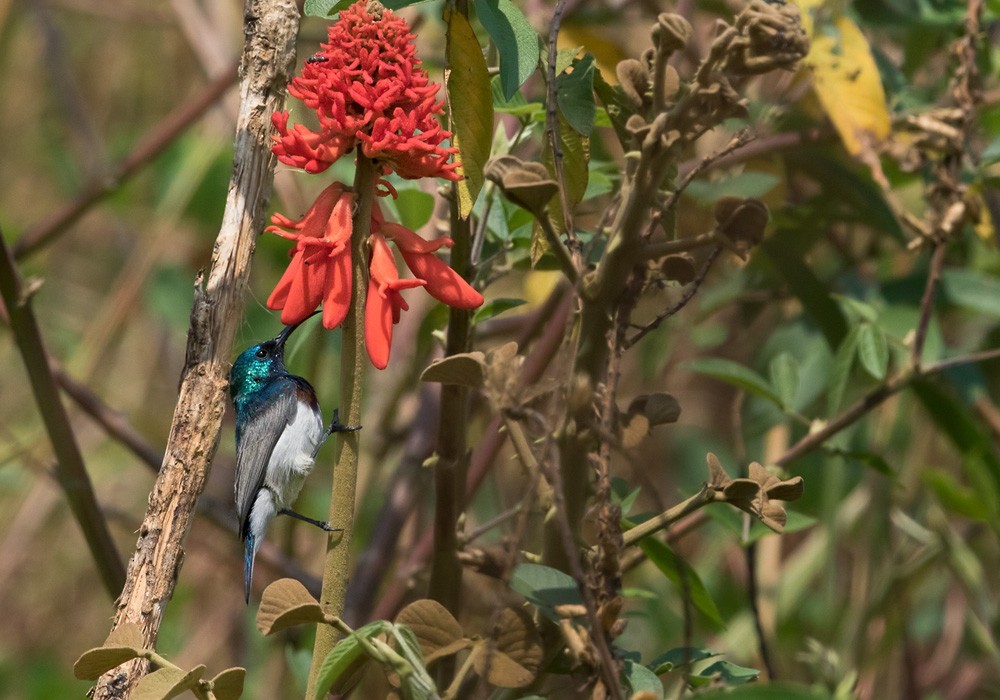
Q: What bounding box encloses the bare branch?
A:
[90,1,299,696]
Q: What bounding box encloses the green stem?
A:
[0,228,125,598]
[306,154,378,698]
[616,485,715,549]
[428,157,476,687]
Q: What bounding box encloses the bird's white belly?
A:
[264,402,324,510]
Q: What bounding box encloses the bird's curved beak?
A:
[273,310,321,350]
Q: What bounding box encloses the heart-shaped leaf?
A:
[494,607,542,677]
[208,667,246,700]
[132,665,205,700]
[395,599,468,663]
[420,353,486,387]
[257,578,325,636]
[73,623,147,680]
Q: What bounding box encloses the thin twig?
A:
[676,127,831,179]
[51,363,163,469]
[504,415,624,700]
[625,245,722,348]
[656,128,753,229]
[642,232,718,259]
[0,228,125,599]
[14,64,238,259]
[776,348,1000,468]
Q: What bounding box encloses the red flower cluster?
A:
[267,183,482,368]
[265,0,482,369]
[271,1,459,181]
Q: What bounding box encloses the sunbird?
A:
[229,313,358,602]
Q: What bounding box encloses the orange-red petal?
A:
[322,247,352,329]
[364,276,392,370]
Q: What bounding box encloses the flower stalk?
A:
[307,153,378,697]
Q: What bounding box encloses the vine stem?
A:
[306,153,377,697]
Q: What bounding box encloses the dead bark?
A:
[91,1,299,697]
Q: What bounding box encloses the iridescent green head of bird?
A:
[230,312,317,401]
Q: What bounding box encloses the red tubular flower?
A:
[271,1,460,181]
[363,214,484,369]
[266,182,356,329]
[266,0,483,368]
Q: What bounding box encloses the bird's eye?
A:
[255,348,267,358]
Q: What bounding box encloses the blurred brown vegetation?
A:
[2,0,1000,698]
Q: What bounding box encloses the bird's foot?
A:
[278,508,342,533]
[328,408,362,434]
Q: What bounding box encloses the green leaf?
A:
[696,659,760,684]
[981,136,1000,166]
[388,625,440,699]
[685,172,780,204]
[393,189,436,232]
[622,659,664,700]
[510,563,582,619]
[473,298,527,323]
[832,294,879,323]
[611,477,642,515]
[785,151,903,242]
[912,380,1000,511]
[491,77,545,120]
[695,683,833,699]
[941,269,1000,317]
[648,647,718,674]
[637,536,725,629]
[448,11,494,218]
[923,468,993,522]
[553,45,582,75]
[831,448,895,476]
[591,68,635,146]
[556,54,596,136]
[684,358,783,408]
[760,230,848,348]
[769,352,800,409]
[313,621,391,700]
[827,325,860,414]
[534,114,589,259]
[303,0,340,17]
[475,0,540,100]
[856,322,889,380]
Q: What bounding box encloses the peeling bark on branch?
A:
[91,1,299,697]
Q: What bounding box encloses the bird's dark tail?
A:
[244,533,256,604]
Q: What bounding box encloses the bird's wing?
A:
[234,382,298,540]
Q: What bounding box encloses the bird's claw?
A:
[329,408,362,434]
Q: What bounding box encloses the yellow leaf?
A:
[522,270,561,307]
[799,13,890,156]
[448,11,494,219]
[558,23,625,84]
